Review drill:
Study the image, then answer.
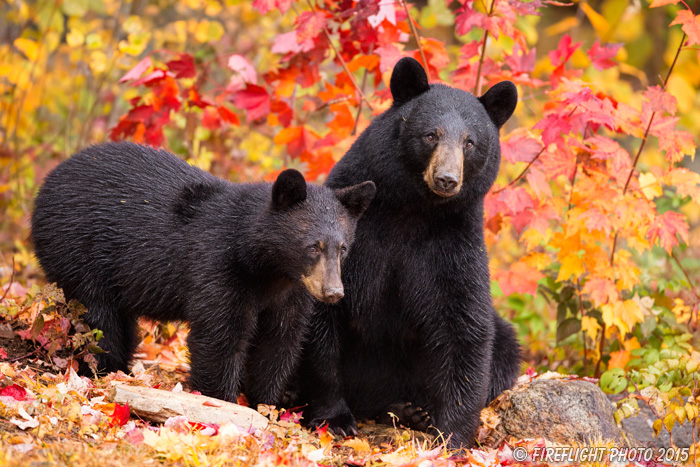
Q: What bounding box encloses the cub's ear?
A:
[334,181,376,218]
[390,57,430,107]
[479,81,518,129]
[271,169,307,210]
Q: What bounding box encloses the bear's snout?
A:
[322,286,344,303]
[433,171,460,195]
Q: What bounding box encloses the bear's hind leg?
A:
[486,314,521,404]
[80,303,139,376]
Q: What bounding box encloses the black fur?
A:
[296,58,521,449]
[31,141,375,406]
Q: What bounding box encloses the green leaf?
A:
[556,317,581,343]
[600,368,628,394]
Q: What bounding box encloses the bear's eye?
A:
[309,245,319,254]
[340,245,347,255]
[424,133,437,143]
[465,140,474,149]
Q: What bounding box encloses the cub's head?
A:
[268,169,375,303]
[391,57,517,200]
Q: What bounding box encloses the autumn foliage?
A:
[1,0,700,456]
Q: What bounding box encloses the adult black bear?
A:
[31,141,375,406]
[297,57,521,448]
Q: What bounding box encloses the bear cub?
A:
[296,57,521,449]
[31,141,375,406]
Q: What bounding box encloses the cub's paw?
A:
[307,412,358,438]
[378,402,432,432]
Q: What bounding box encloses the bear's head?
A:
[390,57,517,201]
[267,169,376,303]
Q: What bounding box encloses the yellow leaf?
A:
[580,2,609,37]
[557,254,585,282]
[544,16,579,36]
[639,172,662,200]
[14,37,39,61]
[581,315,601,341]
[667,75,695,114]
[66,29,85,48]
[342,438,371,456]
[619,299,644,330]
[194,20,224,43]
[89,50,107,73]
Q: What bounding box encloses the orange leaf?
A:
[494,261,544,297]
[670,10,700,46]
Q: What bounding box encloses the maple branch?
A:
[306,0,375,112]
[493,106,578,194]
[671,251,699,328]
[492,147,545,194]
[401,0,430,81]
[473,0,497,96]
[576,279,588,376]
[609,27,687,267]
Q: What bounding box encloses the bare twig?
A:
[401,0,429,81]
[352,47,373,136]
[473,0,497,96]
[609,1,694,268]
[306,0,375,111]
[0,256,16,303]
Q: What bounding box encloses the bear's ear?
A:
[334,181,376,218]
[479,81,518,129]
[390,57,430,107]
[271,169,307,210]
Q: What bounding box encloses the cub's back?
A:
[31,142,227,311]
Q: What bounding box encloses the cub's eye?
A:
[465,140,474,149]
[309,245,319,254]
[424,133,437,143]
[340,245,347,254]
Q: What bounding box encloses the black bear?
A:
[297,57,521,448]
[31,141,376,406]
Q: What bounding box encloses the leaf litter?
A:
[1,283,562,467]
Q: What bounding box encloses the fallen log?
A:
[109,384,268,430]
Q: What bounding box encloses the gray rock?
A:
[497,379,625,444]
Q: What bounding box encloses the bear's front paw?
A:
[307,412,358,438]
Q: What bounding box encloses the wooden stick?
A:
[109,384,268,430]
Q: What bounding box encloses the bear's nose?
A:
[323,287,344,303]
[434,172,459,193]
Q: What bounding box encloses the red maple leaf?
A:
[0,347,7,360]
[119,57,152,83]
[252,0,292,15]
[0,384,27,401]
[648,211,689,253]
[110,402,130,427]
[533,113,572,146]
[166,54,196,79]
[587,39,622,70]
[501,130,543,163]
[232,84,270,122]
[218,105,240,126]
[549,35,581,66]
[296,10,328,42]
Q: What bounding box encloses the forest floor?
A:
[0,276,548,467]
